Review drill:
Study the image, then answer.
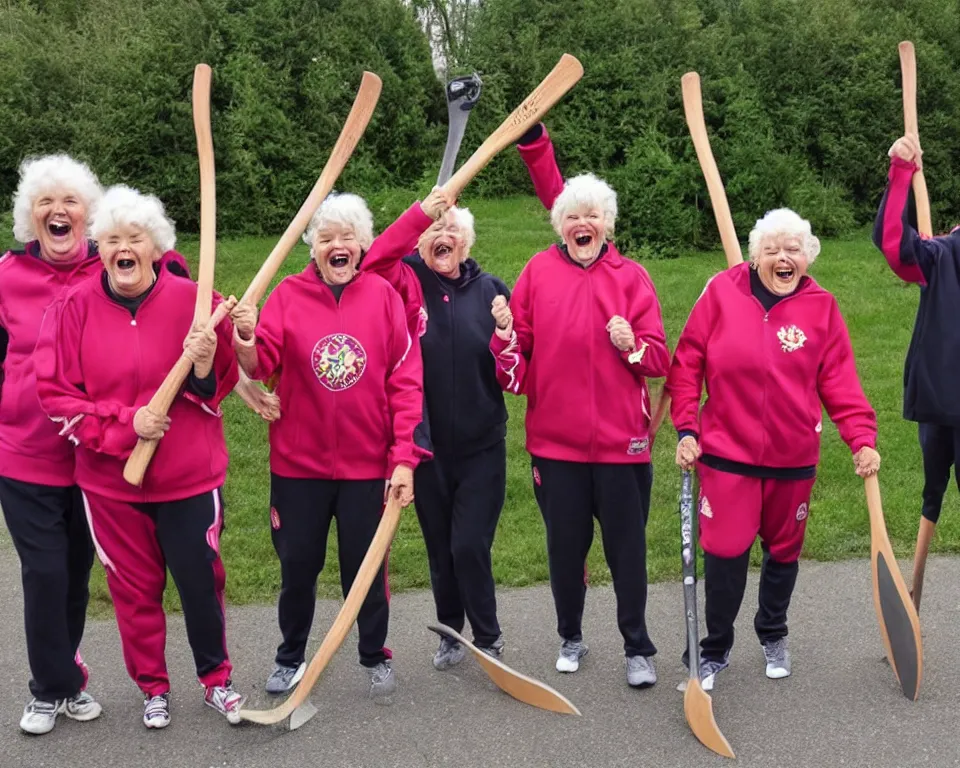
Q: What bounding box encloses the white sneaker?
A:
[65,691,102,722]
[626,655,657,688]
[20,699,64,735]
[143,693,171,729]
[763,638,791,679]
[204,683,244,725]
[556,640,588,673]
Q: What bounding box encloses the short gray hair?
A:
[12,154,102,243]
[748,208,821,265]
[303,192,374,252]
[549,173,618,240]
[91,185,176,253]
[448,206,476,251]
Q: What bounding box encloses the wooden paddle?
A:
[239,495,402,729]
[239,71,382,308]
[679,470,735,759]
[439,54,582,200]
[865,473,923,701]
[123,63,218,487]
[649,71,744,439]
[427,624,581,716]
[899,41,936,613]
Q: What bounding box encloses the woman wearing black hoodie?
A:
[361,123,563,667]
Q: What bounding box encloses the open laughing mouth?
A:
[329,253,349,268]
[48,221,71,237]
[117,258,136,271]
[435,243,452,257]
[775,265,795,281]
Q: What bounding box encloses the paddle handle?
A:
[440,54,583,200]
[899,41,933,237]
[192,63,216,327]
[679,469,700,678]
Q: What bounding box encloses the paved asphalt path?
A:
[0,539,958,768]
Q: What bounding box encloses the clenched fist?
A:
[420,186,456,221]
[183,325,217,379]
[134,406,171,440]
[676,435,701,470]
[389,463,415,506]
[491,295,513,340]
[888,133,922,169]
[853,446,881,477]
[606,315,636,352]
[230,299,258,342]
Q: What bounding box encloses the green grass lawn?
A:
[4,198,956,613]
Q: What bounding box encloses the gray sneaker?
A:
[763,638,791,679]
[265,662,306,695]
[64,691,102,722]
[556,640,588,673]
[626,655,657,688]
[369,661,397,700]
[433,637,466,671]
[700,658,729,692]
[477,635,505,659]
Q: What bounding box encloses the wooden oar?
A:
[899,41,936,613]
[123,63,218,487]
[865,473,923,700]
[649,71,743,439]
[427,624,580,716]
[239,496,402,729]
[679,470,735,759]
[239,71,382,308]
[440,54,582,200]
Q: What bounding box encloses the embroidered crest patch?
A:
[796,502,809,522]
[270,507,281,530]
[778,325,807,353]
[627,437,649,455]
[699,495,713,519]
[312,333,367,391]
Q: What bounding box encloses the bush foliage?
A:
[1,0,959,252]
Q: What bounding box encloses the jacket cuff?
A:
[850,435,877,454]
[677,429,698,443]
[490,329,515,354]
[890,156,918,174]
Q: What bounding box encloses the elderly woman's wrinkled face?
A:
[32,187,87,262]
[561,205,605,265]
[313,222,362,286]
[420,214,467,279]
[99,223,162,298]
[755,233,808,296]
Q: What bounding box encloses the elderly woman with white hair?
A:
[36,184,244,729]
[230,192,428,700]
[490,173,670,688]
[666,208,880,690]
[0,154,105,734]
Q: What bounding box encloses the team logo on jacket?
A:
[312,334,367,391]
[270,507,281,530]
[627,437,649,455]
[532,467,542,486]
[699,495,713,519]
[796,502,809,522]
[777,325,807,353]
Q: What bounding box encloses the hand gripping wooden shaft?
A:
[239,71,382,308]
[899,41,932,238]
[440,54,583,200]
[123,63,218,487]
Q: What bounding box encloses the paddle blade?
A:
[683,679,735,759]
[288,698,318,731]
[428,624,580,716]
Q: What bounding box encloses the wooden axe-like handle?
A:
[192,64,216,327]
[122,300,234,487]
[239,71,383,308]
[681,72,742,269]
[898,41,933,237]
[440,54,583,200]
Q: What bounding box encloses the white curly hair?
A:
[12,154,102,243]
[302,192,375,253]
[91,185,176,253]
[549,173,618,240]
[748,208,821,265]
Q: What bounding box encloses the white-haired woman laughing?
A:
[489,173,670,688]
[230,191,429,700]
[666,208,880,690]
[36,184,244,729]
[0,154,105,734]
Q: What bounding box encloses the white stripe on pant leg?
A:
[80,491,117,574]
[205,490,222,554]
